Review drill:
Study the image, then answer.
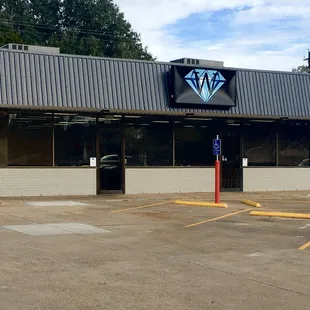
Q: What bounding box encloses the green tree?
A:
[0,0,42,45]
[0,0,155,60]
[0,11,22,46]
[292,65,309,73]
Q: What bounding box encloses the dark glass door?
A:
[99,119,122,192]
[221,129,241,191]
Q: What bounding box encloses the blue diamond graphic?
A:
[185,69,226,102]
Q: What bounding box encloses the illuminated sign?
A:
[170,66,236,108]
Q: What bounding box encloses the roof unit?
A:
[170,58,224,67]
[1,43,60,54]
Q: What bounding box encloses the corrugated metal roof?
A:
[0,49,310,118]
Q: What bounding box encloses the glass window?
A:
[54,115,96,166]
[278,123,310,167]
[243,123,276,166]
[125,120,172,166]
[99,118,122,191]
[0,111,8,167]
[175,123,215,166]
[8,113,53,166]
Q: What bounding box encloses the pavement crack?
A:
[91,238,310,298]
[147,253,310,298]
[0,211,41,224]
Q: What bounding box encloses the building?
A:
[0,45,310,197]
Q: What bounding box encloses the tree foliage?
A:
[292,65,309,73]
[0,0,155,60]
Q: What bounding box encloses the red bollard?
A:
[215,160,220,203]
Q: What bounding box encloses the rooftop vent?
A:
[170,58,224,67]
[1,43,60,54]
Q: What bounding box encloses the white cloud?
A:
[233,5,310,24]
[114,0,310,71]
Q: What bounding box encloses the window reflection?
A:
[175,123,214,166]
[125,120,172,166]
[99,119,122,191]
[0,112,8,167]
[54,115,96,166]
[243,123,276,166]
[278,124,310,167]
[8,113,53,166]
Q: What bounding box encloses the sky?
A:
[113,0,310,71]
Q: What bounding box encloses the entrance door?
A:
[221,130,241,191]
[99,119,123,192]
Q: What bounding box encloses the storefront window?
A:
[8,113,53,166]
[54,115,96,166]
[243,123,276,166]
[175,123,215,166]
[125,120,172,166]
[278,123,310,167]
[0,111,8,167]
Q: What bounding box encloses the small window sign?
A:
[242,158,248,167]
[90,157,97,167]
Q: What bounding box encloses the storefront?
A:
[0,46,310,197]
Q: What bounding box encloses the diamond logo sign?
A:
[184,69,226,103]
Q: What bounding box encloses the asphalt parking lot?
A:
[0,193,309,310]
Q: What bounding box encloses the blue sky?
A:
[114,0,310,71]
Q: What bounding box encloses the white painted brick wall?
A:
[0,168,97,197]
[125,168,214,194]
[243,168,310,191]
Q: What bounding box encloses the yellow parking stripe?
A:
[299,241,310,251]
[175,200,228,208]
[111,201,172,214]
[242,199,262,208]
[250,211,310,219]
[185,208,252,228]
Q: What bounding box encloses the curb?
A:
[242,199,262,208]
[175,200,228,208]
[249,211,310,219]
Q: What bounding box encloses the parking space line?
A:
[110,201,172,214]
[250,211,310,219]
[185,208,252,228]
[298,241,310,251]
[268,209,310,211]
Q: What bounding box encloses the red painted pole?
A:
[215,159,220,203]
